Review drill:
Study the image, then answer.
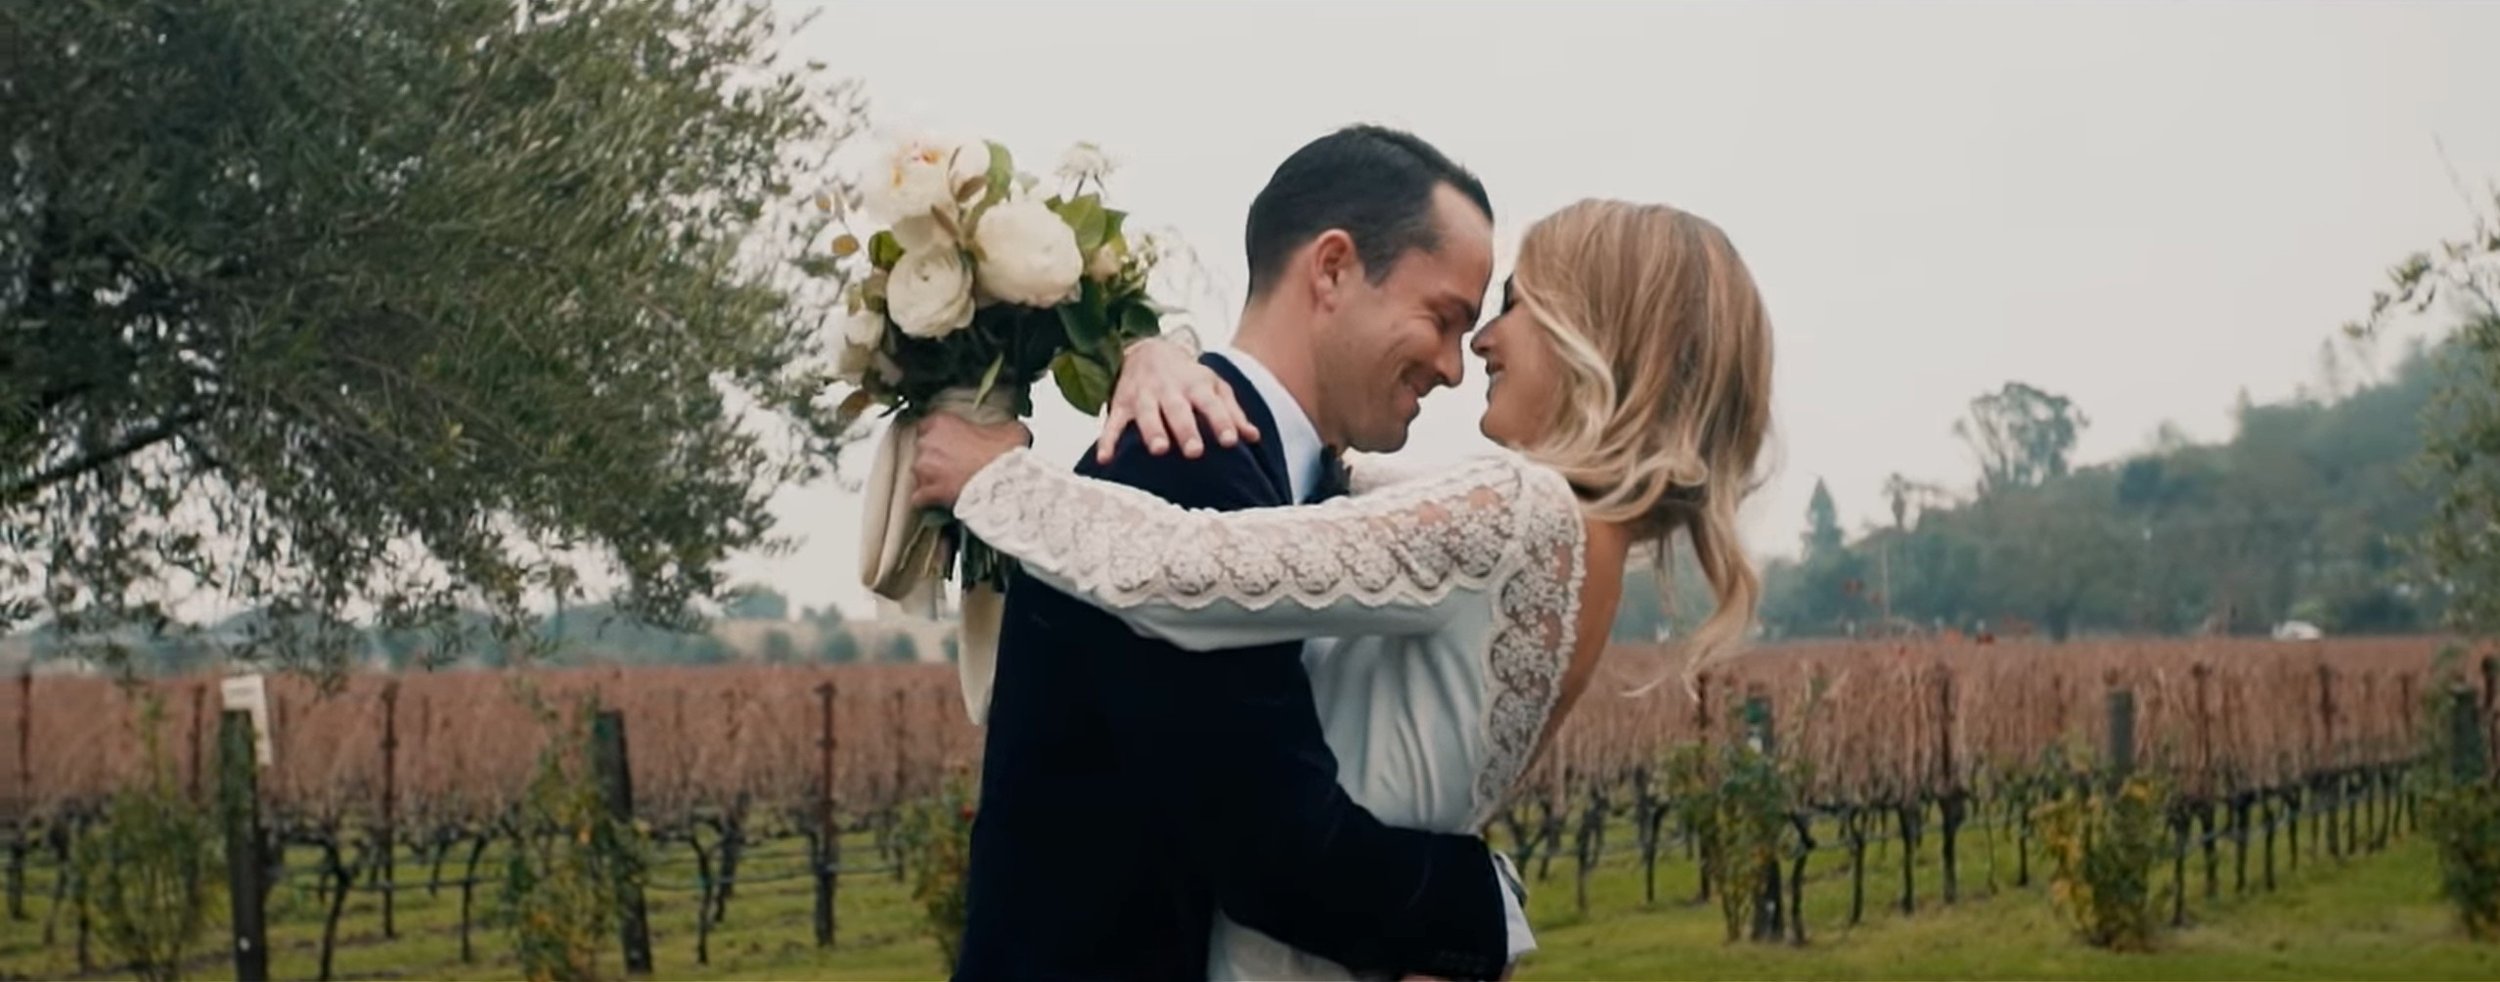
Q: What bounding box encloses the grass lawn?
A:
[4,817,2495,980]
[1520,834,2499,980]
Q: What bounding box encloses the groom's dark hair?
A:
[1243,124,1492,299]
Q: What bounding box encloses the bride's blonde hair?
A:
[1507,199,1774,696]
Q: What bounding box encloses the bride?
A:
[910,197,1775,979]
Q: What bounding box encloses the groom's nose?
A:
[1433,336,1465,389]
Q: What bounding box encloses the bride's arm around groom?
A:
[1089,402,1517,978]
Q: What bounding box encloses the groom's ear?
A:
[1307,229,1360,309]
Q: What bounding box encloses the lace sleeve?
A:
[953,448,1572,652]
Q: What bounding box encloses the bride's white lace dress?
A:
[953,446,1588,980]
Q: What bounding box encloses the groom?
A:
[951,125,1525,982]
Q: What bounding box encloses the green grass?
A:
[1518,829,2500,980]
[4,816,2497,980]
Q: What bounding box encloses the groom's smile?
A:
[1317,183,1493,453]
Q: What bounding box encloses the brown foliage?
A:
[1542,638,2454,805]
[0,638,2471,824]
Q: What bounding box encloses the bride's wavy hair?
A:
[1507,199,1774,696]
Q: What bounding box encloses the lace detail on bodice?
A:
[954,447,1587,826]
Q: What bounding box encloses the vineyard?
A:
[3,636,2495,979]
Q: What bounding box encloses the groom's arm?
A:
[1078,428,1513,980]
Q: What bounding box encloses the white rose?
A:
[1057,142,1113,185]
[886,247,977,338]
[972,198,1083,307]
[865,134,988,225]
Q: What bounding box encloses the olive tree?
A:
[2,0,865,673]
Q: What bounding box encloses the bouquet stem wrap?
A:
[859,384,1020,724]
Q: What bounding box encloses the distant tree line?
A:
[8,585,954,674]
[1748,337,2449,641]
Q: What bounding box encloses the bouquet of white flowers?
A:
[818,135,1169,718]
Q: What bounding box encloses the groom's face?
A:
[1315,185,1494,453]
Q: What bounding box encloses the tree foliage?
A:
[2352,175,2500,637]
[1953,381,2089,495]
[818,630,862,665]
[724,586,792,622]
[1803,478,1844,558]
[761,629,797,664]
[1758,355,2444,640]
[1,0,866,674]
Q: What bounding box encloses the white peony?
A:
[886,247,977,338]
[972,198,1083,307]
[865,133,988,225]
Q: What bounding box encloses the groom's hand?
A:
[909,414,1031,509]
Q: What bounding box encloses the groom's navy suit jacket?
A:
[953,354,1510,982]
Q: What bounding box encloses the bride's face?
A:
[1471,277,1557,448]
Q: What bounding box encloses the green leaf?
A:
[1119,303,1159,343]
[1057,194,1109,256]
[974,354,1005,406]
[1052,352,1114,416]
[982,142,1015,209]
[868,231,904,269]
[1057,301,1107,349]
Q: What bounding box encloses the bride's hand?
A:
[908,414,1031,510]
[1096,336,1261,464]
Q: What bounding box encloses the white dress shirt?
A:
[1208,347,1325,502]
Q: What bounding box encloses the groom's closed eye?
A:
[1429,295,1478,336]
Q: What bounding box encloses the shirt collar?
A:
[1210,346,1324,503]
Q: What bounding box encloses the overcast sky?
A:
[739,0,2500,620]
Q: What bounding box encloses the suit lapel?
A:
[1200,353,1294,504]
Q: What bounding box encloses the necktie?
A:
[1308,447,1350,504]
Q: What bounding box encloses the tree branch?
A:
[5,408,210,501]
